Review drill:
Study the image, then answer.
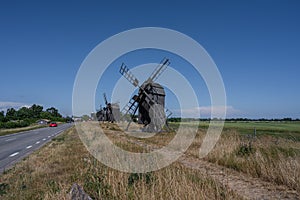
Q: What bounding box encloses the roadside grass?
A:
[0,124,48,136]
[202,131,300,192]
[78,122,300,193]
[141,123,300,193]
[0,124,239,199]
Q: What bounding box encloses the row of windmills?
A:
[96,93,120,122]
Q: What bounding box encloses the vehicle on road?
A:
[49,122,57,127]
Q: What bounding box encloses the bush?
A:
[0,120,30,129]
[236,142,255,156]
[0,183,9,195]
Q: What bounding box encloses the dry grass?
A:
[197,131,300,193]
[137,126,300,193]
[0,124,239,199]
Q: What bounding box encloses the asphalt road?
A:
[0,123,73,173]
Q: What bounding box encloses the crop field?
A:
[0,121,299,199]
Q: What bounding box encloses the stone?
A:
[69,183,92,200]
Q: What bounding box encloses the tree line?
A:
[168,117,300,122]
[0,104,68,129]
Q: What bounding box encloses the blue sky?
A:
[0,0,299,118]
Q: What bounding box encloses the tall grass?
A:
[123,124,300,193]
[185,130,300,192]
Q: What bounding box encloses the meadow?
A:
[179,120,300,140]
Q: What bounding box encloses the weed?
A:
[109,126,121,131]
[0,183,9,196]
[51,135,65,142]
[127,172,154,186]
[236,143,255,156]
[84,172,112,199]
[47,180,60,193]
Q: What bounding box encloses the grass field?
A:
[0,121,299,199]
[173,121,300,141]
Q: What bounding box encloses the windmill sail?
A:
[121,97,139,117]
[103,93,108,105]
[119,63,139,87]
[148,58,170,82]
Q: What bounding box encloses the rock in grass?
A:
[70,183,92,200]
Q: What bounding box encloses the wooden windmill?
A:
[119,58,172,132]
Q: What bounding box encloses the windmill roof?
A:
[142,82,165,96]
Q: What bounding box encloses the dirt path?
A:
[179,157,299,200]
[111,130,300,200]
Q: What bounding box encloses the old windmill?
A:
[119,58,172,132]
[96,104,106,121]
[103,93,120,122]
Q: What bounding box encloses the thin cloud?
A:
[0,101,31,112]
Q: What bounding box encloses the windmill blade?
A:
[120,97,139,130]
[164,108,173,132]
[165,108,172,118]
[148,58,170,82]
[119,63,139,87]
[103,93,108,105]
[120,96,139,118]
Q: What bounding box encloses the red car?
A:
[49,122,57,127]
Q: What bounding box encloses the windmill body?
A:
[138,81,165,126]
[110,103,121,122]
[96,108,106,121]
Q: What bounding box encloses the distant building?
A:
[90,112,97,121]
[73,117,83,122]
[36,119,50,124]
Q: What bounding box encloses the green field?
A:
[170,121,300,141]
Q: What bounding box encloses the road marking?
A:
[5,137,16,142]
[26,145,32,149]
[36,141,40,144]
[48,136,51,138]
[43,138,46,141]
[9,152,19,157]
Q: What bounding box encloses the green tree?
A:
[0,111,5,122]
[16,107,30,119]
[40,111,52,120]
[30,104,43,119]
[46,107,62,118]
[6,108,17,120]
[65,116,73,122]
